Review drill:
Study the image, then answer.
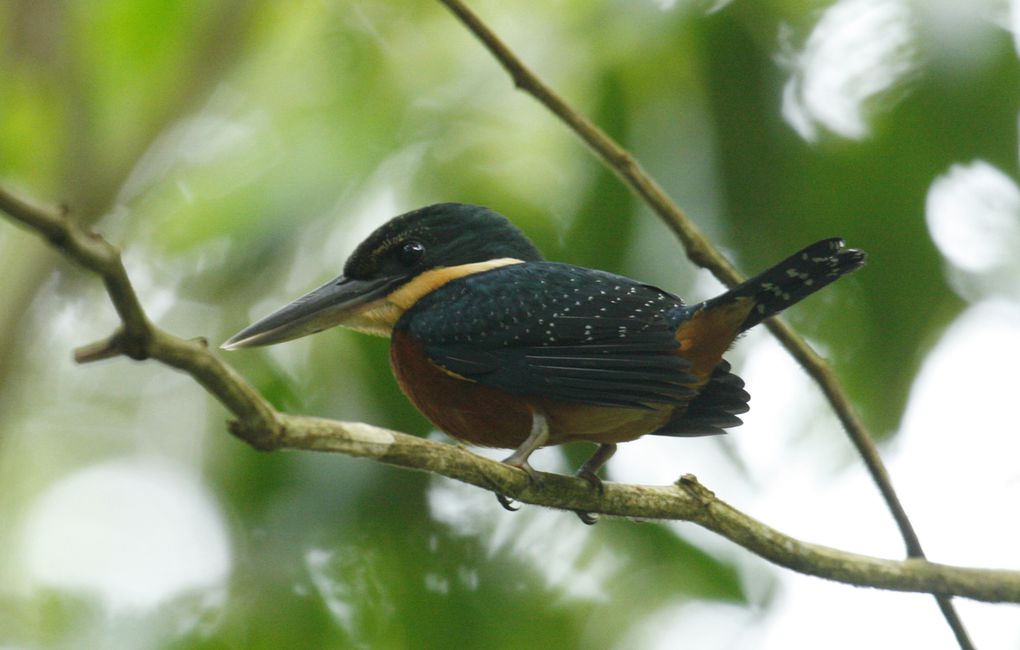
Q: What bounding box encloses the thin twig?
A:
[0,0,261,393]
[0,185,278,434]
[4,182,1020,608]
[435,2,972,647]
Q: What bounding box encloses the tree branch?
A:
[0,185,278,436]
[434,2,972,647]
[0,0,262,395]
[2,183,1020,608]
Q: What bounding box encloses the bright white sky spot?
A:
[616,601,760,649]
[926,160,1020,273]
[781,0,916,141]
[1012,0,1020,56]
[21,457,232,612]
[896,299,1020,571]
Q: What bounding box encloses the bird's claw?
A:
[490,410,551,515]
[571,443,616,525]
[493,455,545,513]
[495,492,521,511]
[574,467,606,524]
[575,510,599,525]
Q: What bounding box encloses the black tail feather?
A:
[652,360,750,437]
[706,238,866,333]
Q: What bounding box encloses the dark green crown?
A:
[343,203,543,280]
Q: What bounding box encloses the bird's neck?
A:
[341,258,525,337]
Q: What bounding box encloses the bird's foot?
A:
[480,410,554,513]
[491,457,542,512]
[576,467,606,495]
[495,492,520,512]
[575,509,599,526]
[491,411,550,512]
[572,443,616,525]
[478,470,522,512]
[573,469,604,525]
[500,453,545,487]
[494,453,545,511]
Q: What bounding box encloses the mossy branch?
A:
[2,183,1020,608]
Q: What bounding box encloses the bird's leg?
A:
[494,410,549,511]
[576,443,617,492]
[500,410,549,483]
[574,443,617,525]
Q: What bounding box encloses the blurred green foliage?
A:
[1,0,1015,647]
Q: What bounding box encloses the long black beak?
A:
[221,274,402,350]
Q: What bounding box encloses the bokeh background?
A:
[2,1,1019,648]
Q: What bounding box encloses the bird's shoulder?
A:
[393,262,699,409]
[397,261,688,347]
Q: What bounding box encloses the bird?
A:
[223,203,865,520]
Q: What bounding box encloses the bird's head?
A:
[222,203,542,349]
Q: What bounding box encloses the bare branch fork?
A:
[2,183,1020,607]
[435,1,974,646]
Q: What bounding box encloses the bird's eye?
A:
[397,240,426,267]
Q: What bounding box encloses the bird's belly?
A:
[390,331,671,448]
[540,400,672,445]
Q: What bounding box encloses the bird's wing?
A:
[651,360,750,436]
[400,262,698,409]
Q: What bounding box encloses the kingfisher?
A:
[223,203,864,518]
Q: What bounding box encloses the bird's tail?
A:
[704,238,866,333]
